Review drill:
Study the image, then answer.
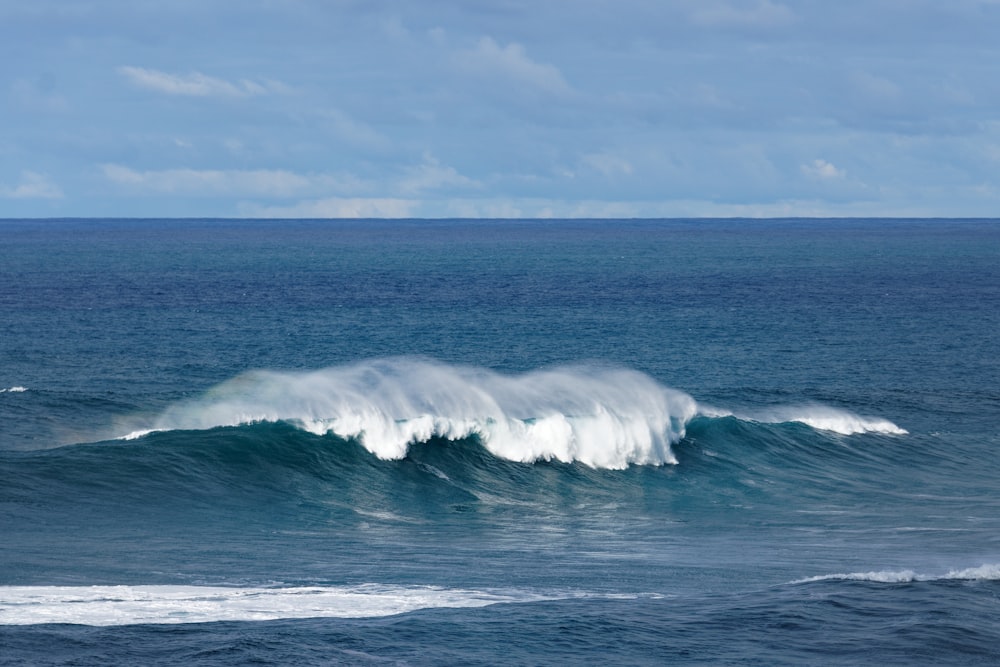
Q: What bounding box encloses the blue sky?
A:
[3,0,1000,218]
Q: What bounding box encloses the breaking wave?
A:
[124,359,696,469]
[119,358,906,469]
[698,404,908,436]
[792,564,1000,584]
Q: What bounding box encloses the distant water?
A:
[2,218,999,665]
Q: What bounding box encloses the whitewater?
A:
[0,584,563,626]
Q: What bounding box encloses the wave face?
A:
[128,358,699,469]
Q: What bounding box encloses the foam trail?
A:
[792,563,1000,584]
[0,386,28,393]
[699,404,907,436]
[126,358,698,469]
[0,585,551,626]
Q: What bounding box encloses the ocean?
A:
[1,218,998,665]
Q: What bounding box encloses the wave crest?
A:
[130,359,697,469]
[792,563,1000,584]
[699,404,907,436]
[121,359,908,468]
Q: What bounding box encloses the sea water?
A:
[1,218,998,665]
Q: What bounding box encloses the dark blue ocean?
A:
[1,218,999,665]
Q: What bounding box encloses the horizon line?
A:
[2,215,999,222]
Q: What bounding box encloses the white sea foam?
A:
[792,563,1000,584]
[125,358,698,469]
[0,386,28,393]
[0,584,551,626]
[700,404,907,436]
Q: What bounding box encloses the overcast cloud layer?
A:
[3,0,1000,218]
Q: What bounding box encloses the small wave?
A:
[0,584,554,626]
[122,358,697,469]
[699,404,907,436]
[121,428,162,441]
[0,386,28,394]
[792,563,1000,584]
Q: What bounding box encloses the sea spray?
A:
[132,358,698,469]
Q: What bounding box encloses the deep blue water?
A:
[1,218,999,665]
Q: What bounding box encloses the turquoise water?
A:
[1,219,999,664]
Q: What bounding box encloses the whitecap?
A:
[791,563,1000,585]
[700,403,907,436]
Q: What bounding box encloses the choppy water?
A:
[2,218,999,665]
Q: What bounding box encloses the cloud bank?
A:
[3,1,999,217]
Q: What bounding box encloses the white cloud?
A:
[101,164,353,197]
[0,171,63,199]
[118,66,280,98]
[691,0,794,28]
[801,159,846,180]
[429,197,935,219]
[581,153,634,178]
[317,108,391,150]
[101,160,481,201]
[442,199,529,219]
[398,154,480,195]
[240,197,416,218]
[460,37,572,95]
